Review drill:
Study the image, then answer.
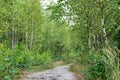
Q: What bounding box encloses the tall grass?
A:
[103,47,120,80]
[70,46,120,80]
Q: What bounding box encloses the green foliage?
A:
[76,48,120,80]
[102,47,120,80]
[83,51,106,80]
[34,51,53,67]
[61,51,79,62]
[0,49,20,79]
[50,1,120,80]
[0,46,53,79]
[0,0,120,80]
[113,30,120,49]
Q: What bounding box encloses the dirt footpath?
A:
[24,65,77,80]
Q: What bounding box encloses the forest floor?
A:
[23,64,77,80]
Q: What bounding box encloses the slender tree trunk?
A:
[16,26,19,45]
[11,27,14,49]
[14,28,17,46]
[12,1,15,49]
[93,35,96,50]
[101,7,108,47]
[97,35,99,49]
[26,32,28,51]
[86,14,91,52]
[30,30,33,51]
[30,18,34,51]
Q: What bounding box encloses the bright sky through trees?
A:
[41,0,57,9]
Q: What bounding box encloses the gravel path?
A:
[24,65,77,80]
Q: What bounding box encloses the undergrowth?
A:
[0,46,53,80]
[70,47,120,80]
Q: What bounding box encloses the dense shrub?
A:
[83,50,106,80]
[61,51,79,62]
[0,46,53,80]
[81,48,120,80]
[0,49,20,79]
[34,51,53,67]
